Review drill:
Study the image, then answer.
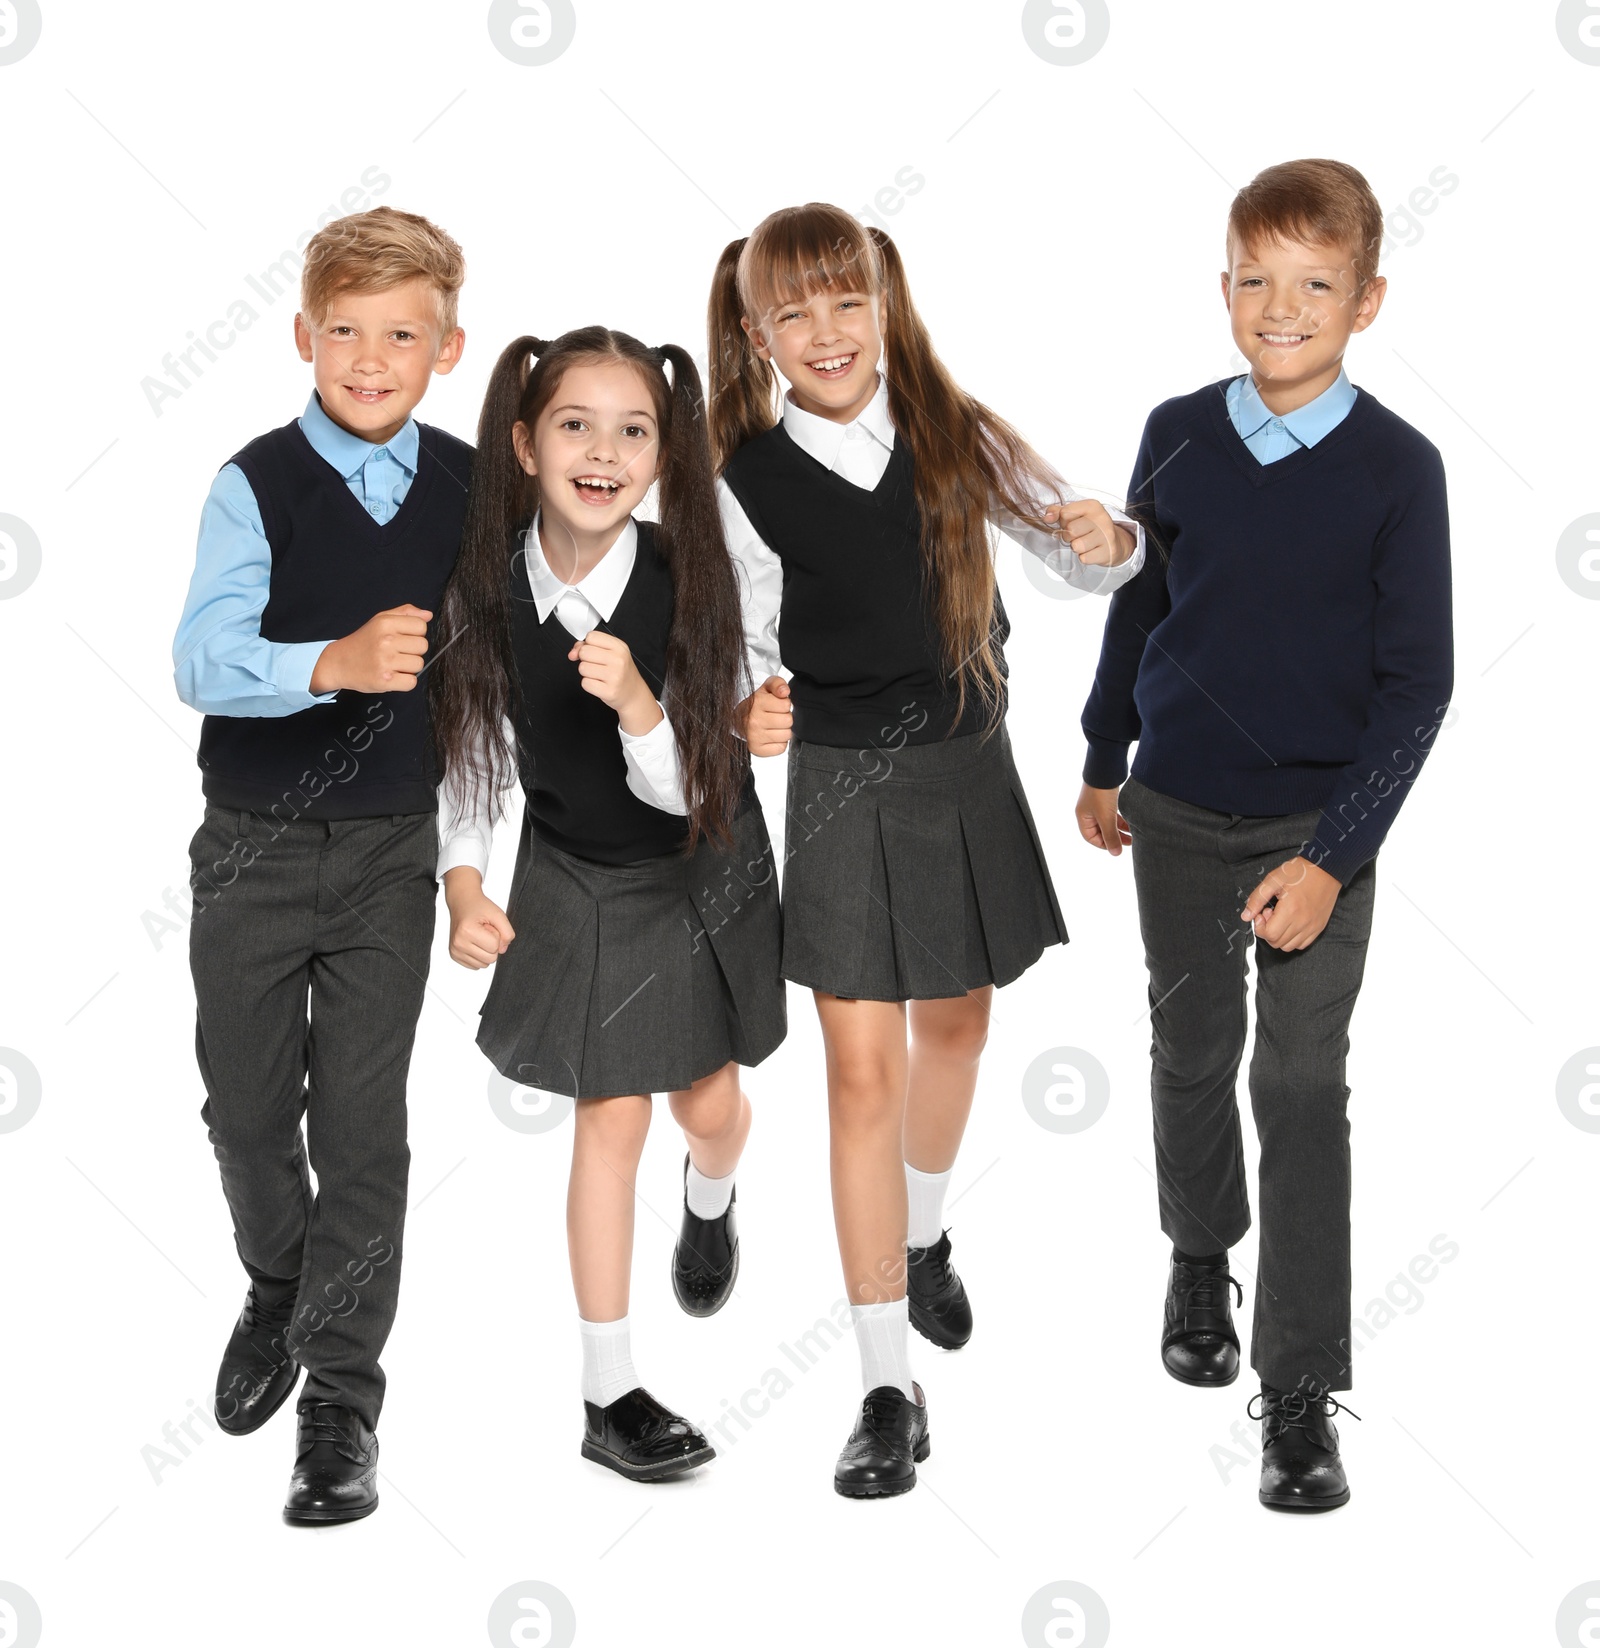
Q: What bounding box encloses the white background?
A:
[1,2,1595,1645]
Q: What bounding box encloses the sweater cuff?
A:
[1082,735,1131,789]
[1304,830,1369,888]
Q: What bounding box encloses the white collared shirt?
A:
[436,514,687,880]
[715,374,1147,684]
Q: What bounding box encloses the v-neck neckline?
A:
[1206,378,1367,489]
[296,421,432,542]
[776,421,905,502]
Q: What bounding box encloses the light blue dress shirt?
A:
[172,392,420,716]
[1225,369,1357,465]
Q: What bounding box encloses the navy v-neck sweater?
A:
[1080,381,1453,884]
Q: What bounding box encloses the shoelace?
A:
[1247,1389,1362,1435]
[1173,1263,1242,1322]
[910,1234,955,1292]
[239,1286,294,1334]
[299,1408,360,1451]
[860,1388,911,1438]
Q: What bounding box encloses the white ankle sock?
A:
[578,1314,638,1407]
[685,1160,735,1219]
[905,1163,953,1250]
[850,1298,916,1399]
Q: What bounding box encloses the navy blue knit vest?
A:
[720,426,1008,747]
[196,415,473,820]
[509,520,700,864]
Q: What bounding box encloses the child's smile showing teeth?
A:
[1258,333,1310,348]
[572,473,624,506]
[347,385,395,403]
[806,352,857,378]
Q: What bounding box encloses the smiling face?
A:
[513,357,662,579]
[1222,235,1385,413]
[743,285,888,425]
[294,276,464,445]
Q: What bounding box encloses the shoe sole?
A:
[834,1436,932,1498]
[1259,1488,1350,1512]
[581,1439,717,1482]
[908,1303,970,1351]
[282,1495,378,1526]
[670,1244,739,1319]
[215,1362,303,1436]
[1161,1358,1239,1389]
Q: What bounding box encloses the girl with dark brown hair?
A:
[708,204,1143,1497]
[431,327,786,1484]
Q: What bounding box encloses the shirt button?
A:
[373,446,388,459]
[1271,419,1284,430]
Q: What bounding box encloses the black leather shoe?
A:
[834,1383,930,1498]
[282,1402,379,1524]
[215,1286,301,1435]
[907,1231,972,1350]
[1161,1255,1243,1387]
[672,1153,739,1318]
[1250,1385,1359,1512]
[581,1387,716,1482]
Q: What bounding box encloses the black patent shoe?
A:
[1161,1255,1243,1387]
[834,1383,930,1499]
[215,1286,301,1435]
[907,1231,972,1350]
[672,1153,739,1318]
[282,1402,379,1524]
[582,1387,716,1482]
[1250,1385,1360,1512]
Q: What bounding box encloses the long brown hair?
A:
[708,202,1067,729]
[431,327,748,851]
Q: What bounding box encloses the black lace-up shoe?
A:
[907,1231,972,1349]
[834,1383,930,1499]
[1250,1384,1359,1511]
[671,1153,739,1318]
[581,1387,716,1482]
[282,1402,378,1524]
[215,1286,301,1435]
[1161,1255,1243,1387]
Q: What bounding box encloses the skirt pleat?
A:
[780,723,1068,1002]
[476,802,786,1100]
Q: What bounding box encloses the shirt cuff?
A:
[272,639,340,709]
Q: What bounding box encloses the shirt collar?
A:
[781,372,896,471]
[300,391,420,479]
[521,513,639,625]
[1229,370,1356,448]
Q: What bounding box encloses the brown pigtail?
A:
[707,237,778,473]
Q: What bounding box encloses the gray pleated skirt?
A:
[476,801,787,1100]
[780,723,1068,1002]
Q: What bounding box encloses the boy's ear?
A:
[294,312,315,364]
[1218,270,1232,309]
[1350,275,1388,335]
[432,327,466,376]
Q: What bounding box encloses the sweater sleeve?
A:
[1305,443,1453,884]
[1079,413,1173,787]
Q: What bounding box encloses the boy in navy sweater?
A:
[172,207,469,1524]
[1076,159,1452,1511]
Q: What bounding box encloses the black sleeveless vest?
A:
[509,519,734,865]
[196,415,473,820]
[720,424,1010,747]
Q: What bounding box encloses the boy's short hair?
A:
[1227,159,1383,292]
[300,206,466,335]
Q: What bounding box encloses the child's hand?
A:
[1043,501,1137,568]
[311,604,432,694]
[740,676,793,756]
[1075,783,1131,855]
[1241,857,1340,951]
[568,630,661,735]
[443,868,515,969]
